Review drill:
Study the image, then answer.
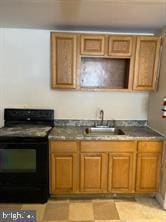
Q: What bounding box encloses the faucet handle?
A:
[94,121,98,127]
[112,119,116,127]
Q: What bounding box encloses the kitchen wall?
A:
[0,28,149,127]
[148,29,166,209]
[148,33,166,136]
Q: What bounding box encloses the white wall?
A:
[0,28,149,127]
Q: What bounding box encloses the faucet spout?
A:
[100,109,104,126]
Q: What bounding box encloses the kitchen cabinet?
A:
[108,36,133,57]
[51,32,161,91]
[50,141,79,194]
[79,35,134,90]
[49,140,163,195]
[136,141,162,192]
[80,34,134,57]
[80,152,108,192]
[80,34,105,56]
[80,141,136,193]
[108,152,136,193]
[51,33,77,89]
[133,36,161,91]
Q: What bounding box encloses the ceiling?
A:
[0,0,166,33]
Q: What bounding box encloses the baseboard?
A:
[155,192,166,210]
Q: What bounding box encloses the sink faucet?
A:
[100,109,104,126]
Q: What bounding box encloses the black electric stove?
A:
[0,108,54,203]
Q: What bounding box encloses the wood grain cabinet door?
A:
[80,35,105,56]
[108,152,136,193]
[136,153,161,192]
[136,141,162,192]
[133,36,161,91]
[50,153,78,194]
[108,36,133,57]
[80,153,108,192]
[136,141,163,193]
[51,33,77,89]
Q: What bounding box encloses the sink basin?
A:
[84,126,125,136]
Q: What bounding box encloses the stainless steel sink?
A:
[84,126,125,136]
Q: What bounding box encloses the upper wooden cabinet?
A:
[133,36,161,91]
[108,36,133,57]
[80,35,105,56]
[51,33,77,89]
[51,32,161,91]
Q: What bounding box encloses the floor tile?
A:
[135,197,166,220]
[69,202,94,221]
[135,197,161,208]
[48,199,69,204]
[43,202,69,221]
[21,203,46,222]
[115,201,146,220]
[93,201,120,220]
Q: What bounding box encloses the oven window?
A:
[0,149,36,172]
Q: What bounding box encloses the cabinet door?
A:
[80,35,105,55]
[108,36,133,56]
[133,36,161,91]
[51,33,77,89]
[80,153,108,192]
[50,152,78,194]
[108,152,136,192]
[136,152,161,192]
[136,141,162,192]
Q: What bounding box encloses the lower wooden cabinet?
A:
[50,153,78,193]
[108,152,136,193]
[80,153,108,192]
[50,140,163,194]
[136,141,162,192]
[50,141,79,194]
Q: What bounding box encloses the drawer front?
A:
[108,36,133,56]
[81,35,105,55]
[138,141,163,153]
[50,141,79,153]
[81,141,137,152]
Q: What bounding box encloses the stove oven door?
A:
[0,140,48,186]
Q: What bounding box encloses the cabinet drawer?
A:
[138,141,163,153]
[108,36,133,56]
[81,141,137,152]
[80,35,105,55]
[50,141,79,153]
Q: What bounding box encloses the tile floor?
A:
[0,197,166,222]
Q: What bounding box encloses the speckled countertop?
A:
[0,125,52,138]
[49,126,165,141]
